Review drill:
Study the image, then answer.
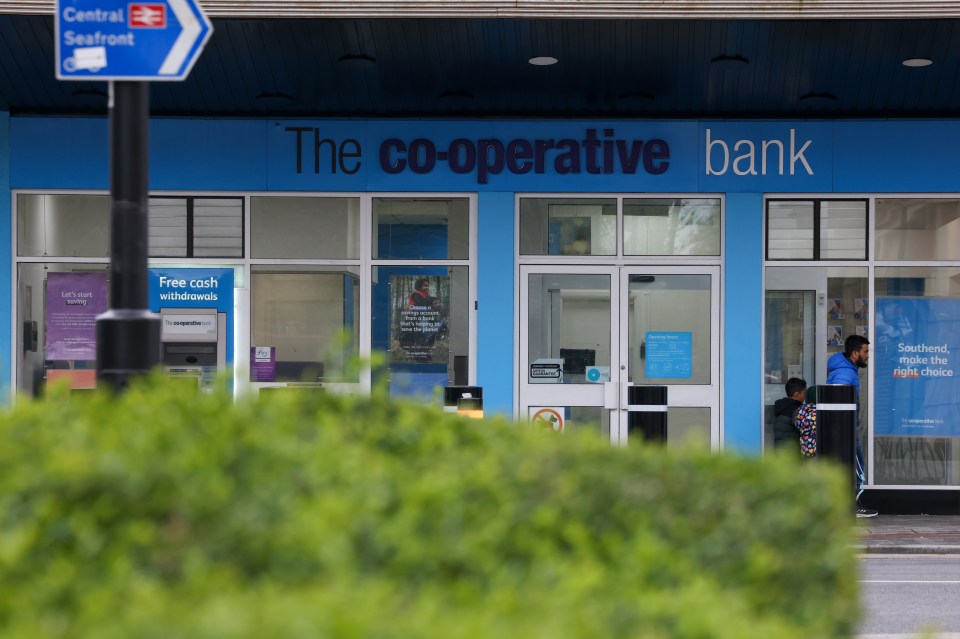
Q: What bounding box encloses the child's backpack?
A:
[793,402,818,458]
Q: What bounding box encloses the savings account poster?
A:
[874,298,960,437]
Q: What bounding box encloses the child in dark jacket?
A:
[772,377,807,455]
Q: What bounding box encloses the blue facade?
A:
[5,115,960,450]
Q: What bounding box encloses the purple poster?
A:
[45,272,108,360]
[251,346,276,381]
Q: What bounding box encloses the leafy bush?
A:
[0,376,859,638]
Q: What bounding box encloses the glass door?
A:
[519,265,720,447]
[520,266,620,442]
[618,267,720,448]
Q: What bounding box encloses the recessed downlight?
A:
[711,54,749,70]
[902,58,933,67]
[528,56,558,66]
[799,92,838,106]
[338,53,377,68]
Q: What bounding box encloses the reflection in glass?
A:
[527,405,609,439]
[767,201,813,260]
[372,265,470,399]
[373,197,469,260]
[666,407,711,448]
[252,196,360,259]
[876,198,960,261]
[527,273,611,384]
[627,274,710,385]
[519,198,616,256]
[16,263,110,397]
[623,198,720,256]
[873,266,960,486]
[820,201,867,260]
[17,194,110,257]
[251,266,360,383]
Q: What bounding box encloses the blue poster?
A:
[874,298,960,438]
[645,332,692,379]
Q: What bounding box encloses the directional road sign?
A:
[55,0,213,81]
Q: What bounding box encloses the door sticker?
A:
[645,331,692,379]
[530,407,564,432]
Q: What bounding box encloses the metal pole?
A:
[96,81,161,391]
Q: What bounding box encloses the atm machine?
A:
[159,307,226,390]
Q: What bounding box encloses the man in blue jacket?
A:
[826,334,878,517]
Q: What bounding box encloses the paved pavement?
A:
[857,515,960,554]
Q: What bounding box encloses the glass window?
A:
[373,197,469,260]
[250,266,360,383]
[527,272,611,384]
[251,196,360,259]
[767,201,813,260]
[820,201,867,260]
[519,198,616,256]
[148,198,188,257]
[627,274,712,385]
[17,194,110,257]
[876,198,960,261]
[873,266,960,486]
[149,197,243,258]
[372,265,470,398]
[766,200,866,261]
[16,263,110,396]
[623,198,720,256]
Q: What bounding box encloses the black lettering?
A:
[380,138,406,174]
[314,130,338,174]
[448,138,476,174]
[582,129,601,174]
[339,139,362,174]
[616,139,644,174]
[506,139,533,174]
[477,139,505,184]
[285,126,312,174]
[603,129,615,174]
[644,139,670,174]
[408,138,436,174]
[534,139,555,174]
[554,139,580,174]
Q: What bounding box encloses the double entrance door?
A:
[519,265,720,448]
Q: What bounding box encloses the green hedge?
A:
[0,377,859,638]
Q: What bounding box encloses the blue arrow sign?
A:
[55,0,212,81]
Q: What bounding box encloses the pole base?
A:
[96,309,161,391]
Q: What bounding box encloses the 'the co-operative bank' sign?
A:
[268,121,832,192]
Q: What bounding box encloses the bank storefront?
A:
[3,116,960,492]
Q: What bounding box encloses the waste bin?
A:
[444,385,483,419]
[627,385,668,442]
[814,384,857,495]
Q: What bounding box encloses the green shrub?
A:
[0,376,859,638]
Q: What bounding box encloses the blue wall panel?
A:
[11,117,108,188]
[834,121,960,192]
[723,193,764,453]
[477,192,515,416]
[0,112,10,397]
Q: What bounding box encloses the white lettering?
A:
[732,140,757,176]
[761,139,784,175]
[705,128,729,175]
[790,129,813,175]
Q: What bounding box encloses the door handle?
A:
[603,381,618,409]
